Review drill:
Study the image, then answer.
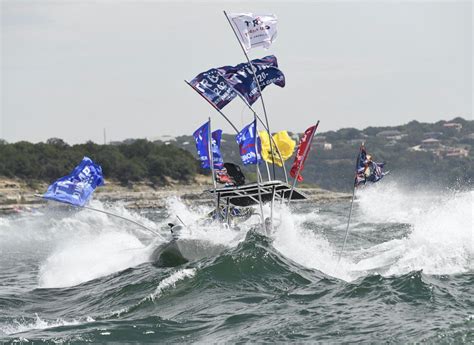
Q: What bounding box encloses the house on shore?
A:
[420,138,441,150]
[443,122,463,131]
[376,130,405,141]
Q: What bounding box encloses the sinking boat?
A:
[149,179,308,267]
[149,224,228,267]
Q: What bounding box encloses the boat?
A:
[149,224,228,267]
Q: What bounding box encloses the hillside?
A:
[0,117,472,192]
[168,117,473,191]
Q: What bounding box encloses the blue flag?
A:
[236,119,262,165]
[189,68,237,110]
[193,121,224,169]
[367,162,386,183]
[355,146,386,186]
[43,157,104,206]
[219,55,285,105]
[211,129,224,169]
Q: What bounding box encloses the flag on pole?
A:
[43,157,104,206]
[259,130,296,167]
[290,124,318,182]
[189,68,237,109]
[211,129,224,169]
[236,119,262,165]
[227,12,278,51]
[354,145,387,187]
[219,55,285,105]
[367,162,386,183]
[193,121,224,169]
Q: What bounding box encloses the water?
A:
[0,182,472,343]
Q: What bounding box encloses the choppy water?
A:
[0,182,472,343]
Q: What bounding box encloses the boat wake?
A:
[1,183,471,291]
[272,183,472,281]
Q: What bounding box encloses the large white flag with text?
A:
[227,13,278,51]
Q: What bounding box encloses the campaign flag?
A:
[236,119,262,165]
[211,129,224,169]
[43,157,104,207]
[189,68,237,109]
[218,55,285,105]
[354,145,368,186]
[193,121,224,169]
[259,130,296,167]
[354,145,387,187]
[368,162,386,183]
[290,124,318,182]
[227,12,278,51]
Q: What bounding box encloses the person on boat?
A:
[215,162,246,187]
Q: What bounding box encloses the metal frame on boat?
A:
[208,180,307,207]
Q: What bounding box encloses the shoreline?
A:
[0,177,351,215]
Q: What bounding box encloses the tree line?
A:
[0,139,200,186]
[1,118,472,191]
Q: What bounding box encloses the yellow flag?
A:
[258,130,296,167]
[259,130,272,164]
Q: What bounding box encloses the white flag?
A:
[227,13,278,51]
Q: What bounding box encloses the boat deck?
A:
[207,180,307,207]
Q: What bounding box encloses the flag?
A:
[43,157,104,207]
[236,119,262,165]
[368,162,386,183]
[218,55,285,105]
[354,145,368,186]
[211,129,224,169]
[193,121,224,169]
[189,68,237,109]
[227,12,278,51]
[259,130,296,167]
[290,124,318,182]
[354,145,386,187]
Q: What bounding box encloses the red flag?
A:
[290,124,318,182]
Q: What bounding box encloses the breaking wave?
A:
[0,314,94,336]
[0,186,472,342]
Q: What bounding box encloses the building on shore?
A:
[443,147,469,158]
[420,138,441,150]
[376,130,405,141]
[443,122,463,131]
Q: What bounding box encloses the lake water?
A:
[0,182,472,343]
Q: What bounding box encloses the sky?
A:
[1,0,472,144]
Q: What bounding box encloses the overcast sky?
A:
[1,0,472,144]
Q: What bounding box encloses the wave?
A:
[2,184,471,292]
[0,313,94,336]
[272,183,472,280]
[356,184,473,276]
[38,231,150,288]
[147,268,196,301]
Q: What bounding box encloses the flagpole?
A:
[223,10,277,180]
[253,115,265,229]
[234,92,288,183]
[265,161,271,181]
[337,143,363,263]
[185,80,239,134]
[208,117,217,191]
[208,117,221,221]
[287,121,319,206]
[186,78,288,184]
[35,195,164,239]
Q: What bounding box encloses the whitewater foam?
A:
[148,268,196,301]
[38,231,150,288]
[0,313,94,335]
[165,197,247,246]
[272,183,473,281]
[272,205,356,281]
